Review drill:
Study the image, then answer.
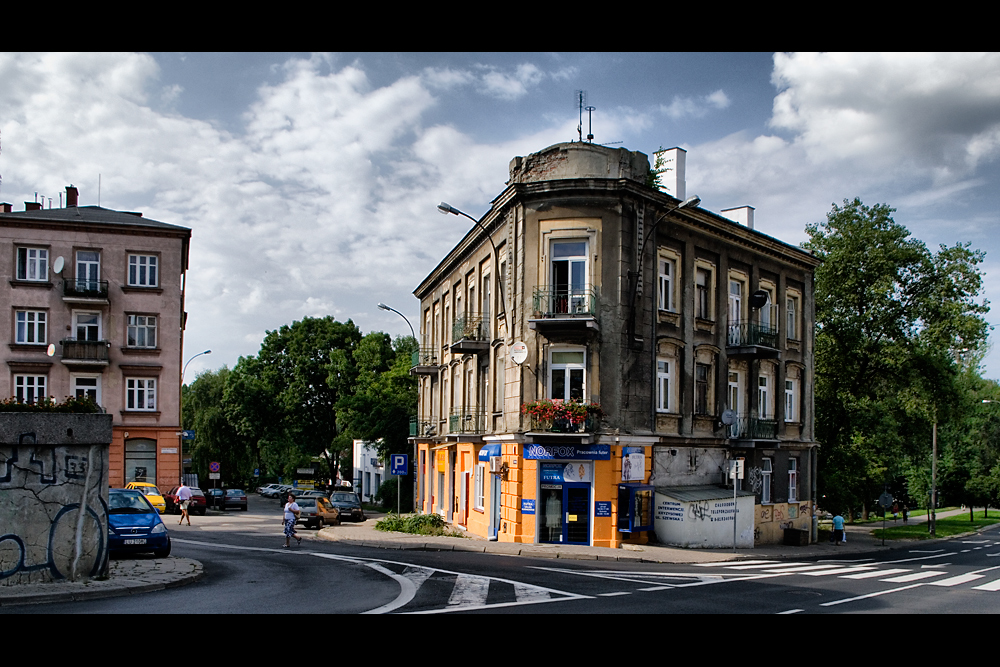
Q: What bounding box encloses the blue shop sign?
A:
[595,501,612,517]
[521,499,536,515]
[524,443,610,460]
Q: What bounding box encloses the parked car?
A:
[326,491,366,522]
[107,488,171,557]
[258,483,282,495]
[295,496,340,529]
[266,484,293,500]
[125,482,167,514]
[164,486,208,515]
[205,488,225,508]
[220,488,248,511]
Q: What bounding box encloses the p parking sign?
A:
[391,454,408,476]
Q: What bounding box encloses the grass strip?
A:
[873,513,1000,540]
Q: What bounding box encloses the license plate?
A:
[123,539,147,545]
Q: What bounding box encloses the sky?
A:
[2,52,999,380]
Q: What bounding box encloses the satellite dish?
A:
[749,290,770,310]
[46,343,55,357]
[510,341,528,365]
[721,409,736,425]
[53,256,65,274]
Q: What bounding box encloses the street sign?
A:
[729,458,744,480]
[209,461,221,473]
[181,430,195,440]
[209,472,220,480]
[254,468,260,477]
[391,454,408,476]
[879,492,893,509]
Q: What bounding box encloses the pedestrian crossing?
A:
[691,559,1000,592]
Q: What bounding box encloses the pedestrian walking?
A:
[177,482,193,526]
[283,493,302,547]
[902,505,908,523]
[832,512,845,546]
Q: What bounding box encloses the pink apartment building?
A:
[1,186,191,488]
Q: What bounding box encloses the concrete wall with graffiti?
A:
[1,414,112,585]
[653,488,756,548]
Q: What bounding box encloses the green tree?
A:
[805,198,990,519]
[182,367,249,487]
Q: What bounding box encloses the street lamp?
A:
[437,201,509,336]
[377,303,415,340]
[182,349,211,383]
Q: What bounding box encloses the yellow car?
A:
[125,482,167,514]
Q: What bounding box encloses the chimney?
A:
[66,185,79,207]
[654,147,686,201]
[25,202,42,211]
[0,203,11,213]
[721,206,754,230]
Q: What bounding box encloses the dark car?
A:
[107,488,171,558]
[326,491,365,522]
[164,486,208,516]
[220,488,248,511]
[205,488,224,509]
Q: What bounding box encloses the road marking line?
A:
[724,562,808,570]
[802,567,876,577]
[693,560,776,567]
[820,583,926,607]
[777,609,804,614]
[972,579,1000,591]
[928,573,985,587]
[513,581,553,601]
[761,564,849,574]
[880,571,947,583]
[840,568,911,579]
[638,586,673,591]
[448,573,491,607]
[598,591,632,597]
[882,552,958,564]
[921,564,948,568]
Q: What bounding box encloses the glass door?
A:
[551,241,587,314]
[564,484,590,545]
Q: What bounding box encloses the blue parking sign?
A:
[391,454,408,476]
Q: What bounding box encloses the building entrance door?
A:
[539,482,591,545]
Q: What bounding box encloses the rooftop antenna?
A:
[586,104,596,142]
[576,90,586,142]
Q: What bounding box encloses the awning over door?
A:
[478,443,502,461]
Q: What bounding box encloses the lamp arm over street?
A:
[182,349,211,384]
[377,302,415,341]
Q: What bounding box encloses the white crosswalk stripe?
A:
[447,573,491,606]
[971,578,1000,591]
[840,568,912,579]
[880,571,947,583]
[928,573,985,587]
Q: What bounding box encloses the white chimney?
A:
[654,147,686,201]
[721,206,754,230]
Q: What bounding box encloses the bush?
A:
[375,512,464,537]
[374,475,413,513]
[0,396,102,413]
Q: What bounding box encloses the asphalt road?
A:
[17,495,1000,614]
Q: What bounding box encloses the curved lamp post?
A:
[182,349,211,383]
[437,202,509,336]
[377,303,415,340]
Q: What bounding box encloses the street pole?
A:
[930,417,937,537]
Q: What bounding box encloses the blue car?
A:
[108,488,172,558]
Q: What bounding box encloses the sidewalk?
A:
[0,557,203,608]
[316,508,984,563]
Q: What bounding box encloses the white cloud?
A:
[661,89,731,120]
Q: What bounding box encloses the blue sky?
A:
[2,53,999,379]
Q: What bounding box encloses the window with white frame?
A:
[15,310,47,345]
[16,247,48,281]
[658,256,676,312]
[127,314,157,348]
[695,265,713,320]
[785,378,797,422]
[758,375,770,419]
[126,378,157,411]
[15,374,46,404]
[494,345,505,412]
[656,359,672,412]
[76,250,101,291]
[72,375,101,404]
[786,291,800,341]
[788,458,798,502]
[74,311,101,342]
[551,240,589,314]
[474,463,485,510]
[761,457,773,504]
[759,283,776,331]
[128,254,158,287]
[549,348,586,401]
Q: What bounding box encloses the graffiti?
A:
[747,466,763,493]
[753,527,761,543]
[688,501,711,521]
[774,505,785,521]
[759,506,772,522]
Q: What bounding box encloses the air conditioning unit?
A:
[489,456,503,473]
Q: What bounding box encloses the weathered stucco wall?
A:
[0,413,112,585]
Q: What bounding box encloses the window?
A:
[758,374,771,419]
[15,375,46,404]
[728,370,743,438]
[549,348,585,401]
[788,458,798,502]
[126,378,156,411]
[128,254,158,287]
[16,247,48,281]
[696,267,712,319]
[72,375,100,404]
[127,315,157,348]
[786,293,800,340]
[474,463,485,510]
[695,363,710,415]
[494,346,505,412]
[74,311,101,341]
[759,283,776,331]
[761,458,773,504]
[76,250,100,291]
[728,278,743,325]
[15,310,47,344]
[785,378,797,422]
[656,359,671,412]
[658,256,676,312]
[551,241,588,314]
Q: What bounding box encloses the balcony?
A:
[410,347,440,375]
[448,408,487,435]
[522,399,603,435]
[450,315,489,354]
[63,279,109,303]
[60,338,110,368]
[529,286,599,334]
[728,415,778,443]
[726,320,779,358]
[528,413,600,434]
[409,415,436,438]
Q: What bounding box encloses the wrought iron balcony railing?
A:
[728,415,778,440]
[452,314,488,343]
[411,347,440,368]
[528,413,600,434]
[727,320,778,349]
[63,279,109,299]
[532,286,599,318]
[409,416,437,437]
[448,408,487,434]
[61,338,110,362]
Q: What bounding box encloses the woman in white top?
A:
[283,493,302,547]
